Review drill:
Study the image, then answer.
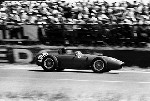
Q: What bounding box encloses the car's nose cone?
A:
[102,56,124,70]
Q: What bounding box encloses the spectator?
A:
[0,0,149,26]
[0,0,150,46]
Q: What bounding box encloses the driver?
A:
[75,51,82,58]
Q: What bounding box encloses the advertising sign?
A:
[0,47,58,63]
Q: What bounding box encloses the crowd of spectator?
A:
[0,0,150,46]
[0,0,150,25]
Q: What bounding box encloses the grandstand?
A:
[0,0,149,47]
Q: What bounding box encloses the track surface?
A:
[0,64,150,101]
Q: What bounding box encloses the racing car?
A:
[35,48,124,73]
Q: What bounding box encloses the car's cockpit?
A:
[58,48,67,54]
[58,48,83,57]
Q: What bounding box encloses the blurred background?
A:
[0,0,150,47]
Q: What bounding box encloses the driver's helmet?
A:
[75,51,82,58]
[75,51,82,56]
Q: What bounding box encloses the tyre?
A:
[41,55,58,72]
[92,59,107,73]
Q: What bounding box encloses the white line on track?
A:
[57,78,148,84]
[138,82,150,84]
[1,67,150,74]
[0,76,150,84]
[53,79,150,84]
[112,70,150,73]
[58,79,125,83]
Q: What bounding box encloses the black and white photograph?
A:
[0,0,150,100]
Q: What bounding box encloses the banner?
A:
[22,25,39,41]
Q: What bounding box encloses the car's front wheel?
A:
[92,59,107,73]
[42,55,58,72]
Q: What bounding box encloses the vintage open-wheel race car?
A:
[35,48,124,73]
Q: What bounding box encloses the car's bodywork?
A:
[36,48,124,73]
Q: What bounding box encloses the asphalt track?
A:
[0,64,150,101]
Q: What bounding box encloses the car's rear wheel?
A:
[92,59,106,73]
[42,55,58,72]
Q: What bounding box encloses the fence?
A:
[0,23,149,47]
